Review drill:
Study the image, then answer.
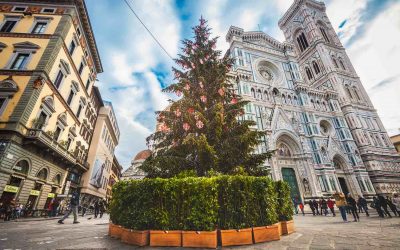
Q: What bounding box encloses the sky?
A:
[85,0,400,169]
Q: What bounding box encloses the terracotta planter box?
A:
[253,223,280,243]
[278,222,283,236]
[150,230,182,247]
[280,220,295,235]
[220,228,253,246]
[109,224,124,239]
[182,230,217,248]
[121,228,149,246]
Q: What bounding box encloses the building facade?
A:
[121,149,151,180]
[106,155,122,201]
[80,100,120,204]
[0,0,103,209]
[390,134,400,154]
[227,0,400,201]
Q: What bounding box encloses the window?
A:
[31,22,47,34]
[66,90,74,105]
[12,6,27,12]
[78,61,84,75]
[85,79,90,91]
[41,8,56,14]
[0,97,8,116]
[331,56,339,68]
[13,160,29,175]
[296,32,309,52]
[353,87,361,100]
[0,19,18,32]
[345,86,353,99]
[76,105,82,118]
[10,53,30,70]
[320,27,330,43]
[305,67,313,80]
[68,40,76,55]
[339,59,346,70]
[76,27,81,37]
[312,61,320,74]
[36,168,48,181]
[53,126,62,141]
[54,70,65,89]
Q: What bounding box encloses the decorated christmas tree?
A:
[140,18,272,178]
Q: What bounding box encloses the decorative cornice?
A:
[278,0,326,29]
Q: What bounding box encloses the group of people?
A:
[0,199,37,221]
[293,192,400,222]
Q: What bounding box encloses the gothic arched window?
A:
[320,27,330,43]
[257,89,262,99]
[251,88,255,98]
[306,67,313,80]
[339,59,346,70]
[264,91,269,100]
[37,168,48,181]
[345,85,353,99]
[353,87,361,100]
[331,56,339,68]
[13,160,29,175]
[277,143,292,157]
[282,94,287,104]
[312,61,321,74]
[296,32,309,52]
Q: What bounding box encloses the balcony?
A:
[24,129,89,171]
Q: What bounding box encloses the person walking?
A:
[333,192,348,222]
[308,200,316,216]
[94,200,100,218]
[58,191,80,224]
[386,196,399,217]
[346,194,359,222]
[293,198,299,215]
[372,196,384,218]
[52,198,59,217]
[356,199,363,213]
[357,195,369,216]
[312,199,320,215]
[378,195,392,218]
[393,193,400,213]
[327,198,336,216]
[321,198,328,216]
[99,199,106,218]
[4,199,16,221]
[299,202,305,216]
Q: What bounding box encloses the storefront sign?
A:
[64,180,71,195]
[4,185,19,193]
[47,193,55,198]
[30,190,40,196]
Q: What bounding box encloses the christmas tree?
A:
[140,18,272,178]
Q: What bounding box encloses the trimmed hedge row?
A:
[109,175,292,231]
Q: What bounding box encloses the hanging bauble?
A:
[231,98,238,104]
[194,114,199,120]
[199,81,204,88]
[188,107,194,113]
[218,88,225,96]
[200,95,207,103]
[183,123,190,131]
[200,59,204,64]
[176,90,182,97]
[174,108,181,117]
[184,84,190,91]
[160,123,169,132]
[191,62,195,69]
[196,120,204,129]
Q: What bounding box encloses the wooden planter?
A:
[253,223,280,243]
[220,228,253,246]
[182,230,217,248]
[150,230,182,247]
[109,224,124,239]
[121,228,149,246]
[280,220,295,235]
[278,222,283,236]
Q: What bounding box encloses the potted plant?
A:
[121,228,149,246]
[275,181,295,235]
[219,228,253,246]
[149,230,182,247]
[252,223,280,243]
[182,230,217,248]
[109,223,124,239]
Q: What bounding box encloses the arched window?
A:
[282,94,286,104]
[320,27,330,43]
[353,87,361,100]
[37,168,48,181]
[322,101,327,111]
[305,67,313,80]
[296,32,309,52]
[345,85,353,99]
[257,89,262,99]
[293,96,298,105]
[288,96,292,105]
[339,59,346,70]
[316,100,321,110]
[264,91,269,100]
[53,174,62,185]
[251,88,256,98]
[331,56,339,68]
[312,61,320,74]
[13,160,29,175]
[277,143,292,157]
[310,99,315,108]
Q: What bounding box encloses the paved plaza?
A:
[0,212,400,249]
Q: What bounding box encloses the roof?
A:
[133,149,152,162]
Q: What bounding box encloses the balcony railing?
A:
[25,129,89,171]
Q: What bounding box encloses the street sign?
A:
[4,185,19,193]
[30,190,40,196]
[47,193,55,198]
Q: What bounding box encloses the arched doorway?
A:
[333,155,350,195]
[282,168,301,201]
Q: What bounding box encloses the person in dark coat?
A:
[378,195,392,217]
[312,199,320,215]
[346,194,359,222]
[58,191,80,224]
[321,198,328,216]
[386,196,399,217]
[357,195,369,216]
[372,196,384,218]
[94,200,100,218]
[308,200,316,216]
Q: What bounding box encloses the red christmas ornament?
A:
[196,120,204,129]
[183,123,190,131]
[174,108,181,117]
[200,95,207,103]
[184,84,190,91]
[231,98,238,104]
[218,88,225,96]
[188,107,194,113]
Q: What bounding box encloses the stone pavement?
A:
[0,212,400,249]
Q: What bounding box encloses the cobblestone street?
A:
[1,212,400,249]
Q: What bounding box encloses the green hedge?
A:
[275,180,293,221]
[110,175,290,231]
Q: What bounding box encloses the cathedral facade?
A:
[227,0,400,200]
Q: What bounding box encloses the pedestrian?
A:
[0,202,4,219]
[327,198,336,216]
[308,200,316,216]
[386,196,399,217]
[393,193,400,212]
[299,202,305,216]
[356,199,363,213]
[99,199,106,218]
[346,193,359,222]
[318,199,323,215]
[312,199,320,215]
[321,198,328,216]
[52,198,59,217]
[94,200,99,218]
[378,195,392,217]
[357,195,369,216]
[4,198,16,221]
[81,202,87,217]
[293,198,299,215]
[372,196,384,218]
[15,201,22,219]
[47,198,54,217]
[333,192,347,222]
[58,191,80,224]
